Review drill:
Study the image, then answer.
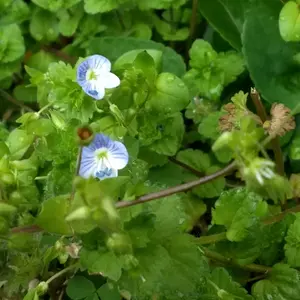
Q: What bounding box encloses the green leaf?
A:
[204,267,253,299]
[0,24,25,63]
[44,164,73,199]
[25,50,57,72]
[216,51,245,85]
[6,129,34,160]
[176,148,210,172]
[58,4,84,36]
[153,15,189,41]
[84,0,119,14]
[279,1,300,42]
[252,264,300,300]
[146,73,189,114]
[114,49,162,73]
[118,234,209,299]
[124,212,155,248]
[29,8,59,42]
[88,37,186,77]
[189,39,218,70]
[80,249,123,281]
[198,0,246,49]
[66,276,96,300]
[212,188,268,241]
[13,85,37,104]
[97,283,120,300]
[242,2,300,110]
[23,289,39,300]
[0,0,30,25]
[140,113,184,156]
[32,0,81,11]
[0,60,21,81]
[36,195,72,235]
[284,213,300,267]
[198,111,223,141]
[192,166,226,199]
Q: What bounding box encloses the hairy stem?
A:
[168,156,204,177]
[196,232,227,245]
[45,263,79,285]
[250,88,268,122]
[70,146,83,201]
[41,46,76,64]
[116,162,236,208]
[250,88,285,175]
[11,224,42,233]
[187,0,198,53]
[263,204,300,225]
[202,247,272,273]
[0,89,34,112]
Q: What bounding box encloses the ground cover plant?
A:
[1,0,300,299]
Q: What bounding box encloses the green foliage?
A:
[203,267,253,299]
[242,1,300,111]
[212,188,268,241]
[183,39,244,101]
[1,1,300,299]
[252,264,300,300]
[198,0,245,50]
[284,212,300,267]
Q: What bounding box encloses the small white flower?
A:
[76,55,120,100]
[244,158,275,185]
[79,134,128,180]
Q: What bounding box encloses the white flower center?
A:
[86,69,98,81]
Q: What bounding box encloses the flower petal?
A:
[79,148,97,178]
[101,72,120,89]
[95,168,118,180]
[81,81,105,100]
[107,141,129,169]
[91,134,113,150]
[87,55,111,73]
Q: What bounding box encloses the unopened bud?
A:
[77,125,94,146]
[49,110,67,131]
[65,206,91,222]
[36,281,48,295]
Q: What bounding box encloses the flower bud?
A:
[65,206,91,222]
[76,125,94,146]
[49,110,67,131]
[36,281,48,296]
[212,132,234,152]
[106,232,132,254]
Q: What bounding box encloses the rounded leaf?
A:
[279,1,300,42]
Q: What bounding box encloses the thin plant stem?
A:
[11,162,237,233]
[202,247,272,273]
[37,102,55,115]
[263,204,300,225]
[188,0,198,48]
[45,263,79,285]
[196,232,227,245]
[168,156,204,177]
[250,88,285,175]
[70,146,83,201]
[250,88,268,122]
[116,162,237,208]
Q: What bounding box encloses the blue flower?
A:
[76,55,120,100]
[79,134,128,180]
